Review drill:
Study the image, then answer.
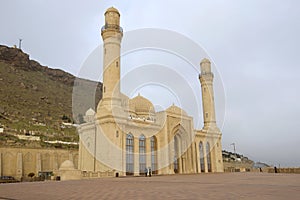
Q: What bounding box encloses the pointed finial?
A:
[200,58,211,65]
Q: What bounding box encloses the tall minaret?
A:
[199,58,218,130]
[100,7,123,110]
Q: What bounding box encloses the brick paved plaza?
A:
[0,173,299,200]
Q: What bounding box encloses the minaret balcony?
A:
[101,24,123,33]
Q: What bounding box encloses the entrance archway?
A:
[173,135,180,173]
[199,142,205,172]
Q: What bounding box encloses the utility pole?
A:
[230,143,237,172]
[19,39,22,49]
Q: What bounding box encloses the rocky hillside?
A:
[0,45,102,148]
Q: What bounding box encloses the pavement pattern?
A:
[0,173,299,200]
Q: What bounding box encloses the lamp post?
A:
[230,143,237,172]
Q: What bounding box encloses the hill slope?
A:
[0,45,102,148]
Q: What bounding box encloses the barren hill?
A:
[0,45,102,148]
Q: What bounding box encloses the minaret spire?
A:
[199,58,218,130]
[98,7,123,112]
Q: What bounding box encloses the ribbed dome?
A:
[59,160,75,170]
[129,94,155,114]
[105,7,120,14]
[200,58,211,64]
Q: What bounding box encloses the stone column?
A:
[0,152,2,176]
[192,143,197,173]
[188,147,193,173]
[211,141,217,172]
[195,142,201,173]
[36,153,42,175]
[178,143,183,174]
[168,140,174,174]
[16,153,23,178]
[203,145,208,173]
[69,152,74,162]
[182,157,186,173]
[53,154,59,170]
[133,138,139,176]
[122,133,126,176]
[145,138,151,170]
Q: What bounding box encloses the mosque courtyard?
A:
[0,173,299,200]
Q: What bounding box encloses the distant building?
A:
[222,150,254,172]
[17,135,41,141]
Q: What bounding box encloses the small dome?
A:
[129,94,155,114]
[59,160,75,170]
[105,7,120,14]
[166,104,188,116]
[200,58,211,65]
[85,108,95,116]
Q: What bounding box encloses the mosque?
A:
[77,7,224,177]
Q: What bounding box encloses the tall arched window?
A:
[199,142,205,172]
[151,136,157,174]
[139,135,146,174]
[126,133,134,175]
[174,136,179,173]
[206,142,212,172]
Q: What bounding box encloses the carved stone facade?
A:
[78,7,224,177]
[0,148,78,179]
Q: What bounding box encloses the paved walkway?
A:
[0,173,299,200]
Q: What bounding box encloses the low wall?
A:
[267,167,300,174]
[0,147,79,179]
[81,171,115,178]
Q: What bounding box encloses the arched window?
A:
[174,136,179,173]
[199,142,205,172]
[151,136,157,174]
[139,135,146,174]
[206,142,212,172]
[126,133,134,175]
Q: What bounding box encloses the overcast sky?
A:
[1,0,300,167]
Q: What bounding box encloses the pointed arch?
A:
[151,136,157,174]
[206,142,212,172]
[173,134,180,173]
[24,152,33,162]
[170,124,188,138]
[3,152,15,176]
[24,152,35,176]
[139,134,146,174]
[199,141,205,172]
[126,133,134,175]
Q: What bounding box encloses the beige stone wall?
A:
[267,167,300,174]
[223,161,253,172]
[0,147,78,179]
[78,108,224,176]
